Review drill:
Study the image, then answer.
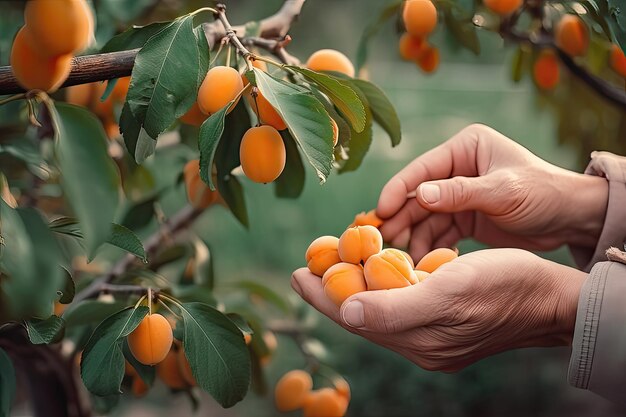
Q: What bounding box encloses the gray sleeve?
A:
[568,261,626,405]
[570,151,626,271]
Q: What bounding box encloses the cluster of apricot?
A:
[275,370,351,417]
[305,211,458,306]
[11,0,92,92]
[181,48,350,184]
[398,0,440,74]
[65,77,130,139]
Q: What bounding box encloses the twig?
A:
[267,320,320,371]
[214,4,253,64]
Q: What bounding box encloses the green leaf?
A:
[511,46,530,83]
[120,102,156,164]
[122,340,155,386]
[339,108,374,173]
[25,315,65,344]
[226,313,253,334]
[52,103,120,258]
[218,175,249,228]
[230,281,290,314]
[63,300,128,328]
[274,130,305,198]
[127,15,200,143]
[349,79,401,147]
[607,0,626,52]
[0,204,64,318]
[101,22,171,53]
[81,306,149,396]
[356,1,403,71]
[252,69,334,183]
[443,7,480,55]
[194,26,210,90]
[582,0,613,40]
[58,271,76,304]
[198,105,230,190]
[180,303,250,408]
[50,218,147,262]
[310,88,352,147]
[286,66,366,132]
[0,348,15,417]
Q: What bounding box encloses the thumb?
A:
[339,285,439,333]
[415,176,493,213]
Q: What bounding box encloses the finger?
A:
[339,283,443,333]
[377,126,483,219]
[379,199,429,242]
[291,268,341,322]
[390,228,411,249]
[415,175,496,214]
[409,213,452,261]
[432,226,463,250]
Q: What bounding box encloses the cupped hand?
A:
[378,124,608,261]
[291,249,586,372]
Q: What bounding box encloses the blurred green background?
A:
[2,0,623,415]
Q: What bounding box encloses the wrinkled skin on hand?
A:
[292,249,586,372]
[377,124,608,261]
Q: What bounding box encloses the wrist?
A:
[562,173,608,248]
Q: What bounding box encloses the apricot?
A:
[337,225,383,264]
[157,348,188,389]
[555,15,588,57]
[110,77,130,103]
[274,370,313,412]
[183,159,219,209]
[180,102,208,127]
[330,118,339,146]
[610,44,626,77]
[306,236,341,277]
[399,33,425,61]
[260,331,278,366]
[132,377,149,397]
[244,333,252,345]
[414,270,430,282]
[239,125,286,183]
[24,0,92,56]
[104,120,120,139]
[11,27,72,92]
[66,83,92,107]
[364,248,418,290]
[322,263,367,306]
[349,210,383,228]
[402,0,438,38]
[248,91,287,131]
[415,248,458,273]
[483,0,523,15]
[127,313,173,365]
[303,388,348,417]
[197,66,243,115]
[177,347,196,386]
[417,44,440,73]
[533,50,559,91]
[306,49,355,78]
[334,378,351,401]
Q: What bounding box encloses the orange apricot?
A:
[483,0,523,15]
[103,120,120,139]
[415,248,458,273]
[65,83,93,107]
[414,270,430,282]
[533,50,560,91]
[337,225,383,264]
[180,102,208,127]
[177,347,196,386]
[157,348,188,389]
[127,313,173,365]
[244,333,252,345]
[417,44,440,73]
[330,118,339,146]
[183,159,219,209]
[197,66,244,115]
[399,33,425,61]
[303,388,348,417]
[610,44,626,77]
[306,236,341,277]
[260,331,278,366]
[402,0,438,38]
[306,49,355,78]
[274,370,313,412]
[24,0,92,56]
[11,27,72,92]
[54,302,67,316]
[364,248,418,290]
[248,91,287,131]
[110,77,130,103]
[555,15,588,57]
[322,263,367,306]
[349,210,383,228]
[132,376,149,397]
[239,125,286,183]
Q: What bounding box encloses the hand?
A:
[377,124,608,261]
[291,249,586,372]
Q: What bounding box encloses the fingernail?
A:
[342,301,364,328]
[291,279,303,297]
[420,184,440,204]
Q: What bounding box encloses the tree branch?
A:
[0,0,306,95]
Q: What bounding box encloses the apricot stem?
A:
[157,298,182,320]
[189,7,219,17]
[148,287,153,314]
[134,294,147,310]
